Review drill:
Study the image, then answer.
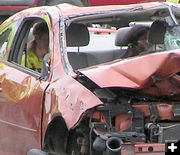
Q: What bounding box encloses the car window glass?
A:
[164,25,180,50]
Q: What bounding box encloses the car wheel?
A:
[45,0,84,6]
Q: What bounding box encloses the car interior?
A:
[10,18,50,78]
[65,5,180,71]
[66,23,124,70]
[66,21,162,70]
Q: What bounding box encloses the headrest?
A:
[115,27,132,46]
[66,23,90,47]
[148,20,166,44]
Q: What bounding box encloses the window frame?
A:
[7,17,50,79]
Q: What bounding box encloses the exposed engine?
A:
[87,87,180,154]
[73,68,180,154]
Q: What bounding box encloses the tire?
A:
[45,0,84,6]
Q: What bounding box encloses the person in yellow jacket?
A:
[21,22,49,73]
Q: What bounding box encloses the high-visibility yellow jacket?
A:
[21,50,42,73]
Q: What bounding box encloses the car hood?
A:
[79,51,180,90]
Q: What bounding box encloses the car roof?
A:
[55,2,180,28]
[57,2,166,16]
[4,2,177,21]
[2,2,179,29]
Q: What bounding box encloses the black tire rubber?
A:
[46,0,84,6]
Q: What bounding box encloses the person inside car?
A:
[21,22,49,72]
[122,25,152,58]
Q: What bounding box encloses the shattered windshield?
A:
[164,25,180,50]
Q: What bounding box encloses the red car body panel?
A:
[80,51,180,90]
[0,0,165,16]
[43,71,103,130]
[59,2,164,16]
[0,62,48,154]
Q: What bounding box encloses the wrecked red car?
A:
[0,2,180,155]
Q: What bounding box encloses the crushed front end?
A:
[76,52,180,155]
[89,88,179,154]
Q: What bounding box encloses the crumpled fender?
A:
[80,51,180,97]
[80,51,180,89]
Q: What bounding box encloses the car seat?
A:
[114,27,132,47]
[66,23,91,70]
[114,27,132,58]
[66,23,90,48]
[148,20,167,51]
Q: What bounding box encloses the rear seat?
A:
[67,52,88,70]
[67,52,99,70]
[85,49,122,65]
[88,27,132,63]
[114,27,132,58]
[66,24,131,70]
[66,23,90,70]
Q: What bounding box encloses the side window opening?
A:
[10,19,50,79]
[9,20,32,64]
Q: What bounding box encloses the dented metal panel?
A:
[80,51,180,97]
[0,62,49,154]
